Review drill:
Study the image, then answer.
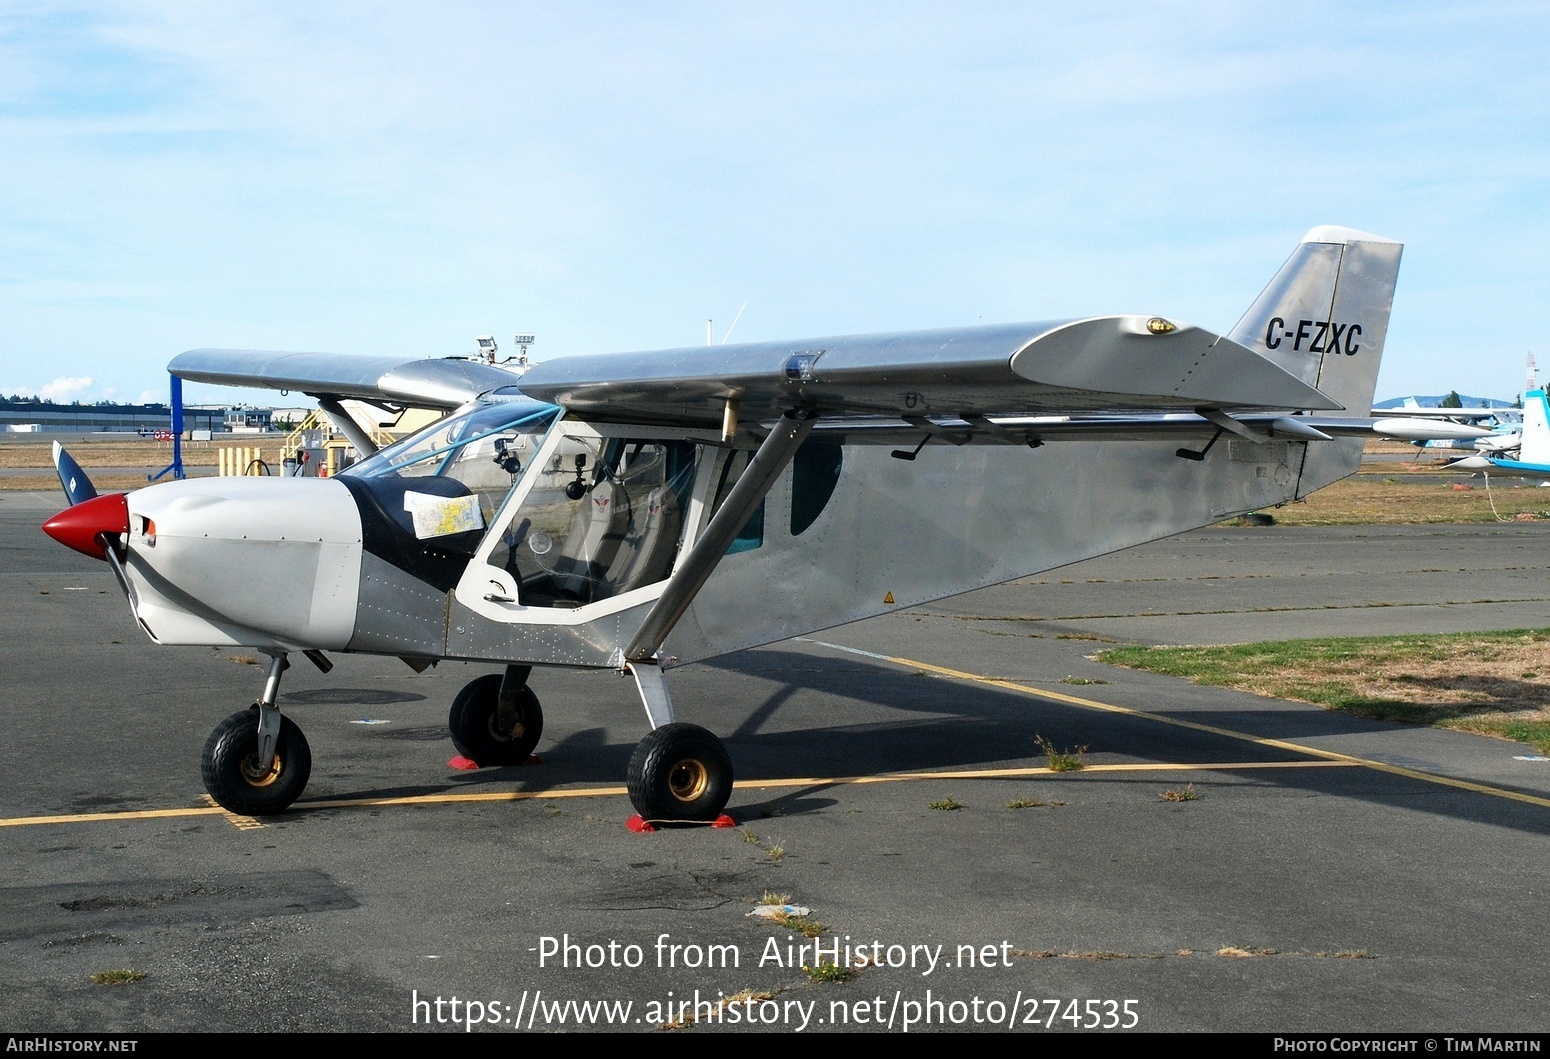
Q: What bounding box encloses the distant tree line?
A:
[2,395,167,409]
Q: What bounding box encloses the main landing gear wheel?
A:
[626,723,733,825]
[201,707,312,815]
[448,674,544,766]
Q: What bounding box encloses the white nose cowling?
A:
[123,476,364,648]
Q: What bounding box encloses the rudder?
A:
[1229,225,1403,415]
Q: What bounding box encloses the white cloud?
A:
[37,376,93,400]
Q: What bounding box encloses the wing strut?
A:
[625,409,818,665]
[315,397,381,458]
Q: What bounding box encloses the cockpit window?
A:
[344,400,559,520]
[328,399,563,593]
[487,435,699,607]
[347,400,558,481]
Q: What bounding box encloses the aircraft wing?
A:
[1367,407,1505,419]
[167,323,1481,448]
[515,315,1343,428]
[1445,455,1550,478]
[169,348,524,410]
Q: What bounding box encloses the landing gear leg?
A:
[624,661,732,825]
[613,413,814,826]
[202,652,312,815]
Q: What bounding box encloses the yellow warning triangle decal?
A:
[883,591,895,604]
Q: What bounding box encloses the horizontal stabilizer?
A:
[169,349,524,410]
[1007,317,1338,411]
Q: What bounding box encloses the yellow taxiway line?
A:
[0,761,1357,830]
[800,638,1550,811]
[3,640,1547,829]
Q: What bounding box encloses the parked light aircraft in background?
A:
[1447,389,1550,478]
[1369,397,1516,452]
[45,226,1457,825]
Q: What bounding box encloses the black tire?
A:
[626,723,733,824]
[201,708,311,815]
[448,674,543,766]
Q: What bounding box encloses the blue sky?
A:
[2,1,1546,407]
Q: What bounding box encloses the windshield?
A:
[346,399,559,483]
[342,398,560,529]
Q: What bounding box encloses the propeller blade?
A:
[51,442,99,506]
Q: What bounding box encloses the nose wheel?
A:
[201,707,312,815]
[201,652,313,815]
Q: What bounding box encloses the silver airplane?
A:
[43,226,1426,825]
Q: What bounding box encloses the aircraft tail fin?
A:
[1228,226,1403,413]
[1518,391,1550,465]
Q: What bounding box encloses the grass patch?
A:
[90,969,146,985]
[773,913,827,938]
[1261,477,1550,526]
[803,960,852,984]
[1034,734,1087,772]
[1159,783,1199,802]
[1059,675,1109,685]
[1004,798,1045,809]
[1097,629,1550,753]
[0,438,219,470]
[929,795,964,811]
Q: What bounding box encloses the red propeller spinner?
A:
[42,493,130,561]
